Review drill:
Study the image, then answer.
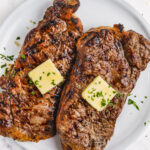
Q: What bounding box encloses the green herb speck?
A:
[29,80,33,84]
[16,36,20,40]
[0,54,14,61]
[76,84,81,88]
[51,79,56,86]
[96,91,103,97]
[35,80,39,85]
[101,99,106,107]
[128,99,139,111]
[1,63,7,68]
[21,54,26,59]
[31,91,35,95]
[116,93,122,98]
[108,102,113,106]
[113,91,117,94]
[39,76,42,80]
[91,97,94,101]
[47,72,51,76]
[12,70,16,77]
[33,21,36,24]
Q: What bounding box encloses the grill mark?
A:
[74,56,81,76]
[0,109,7,114]
[41,20,58,31]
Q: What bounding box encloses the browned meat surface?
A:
[57,25,150,150]
[0,0,83,142]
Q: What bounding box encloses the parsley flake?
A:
[21,54,26,59]
[128,99,139,111]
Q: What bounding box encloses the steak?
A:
[0,0,83,142]
[57,25,150,150]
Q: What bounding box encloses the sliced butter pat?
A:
[82,76,117,111]
[28,59,64,95]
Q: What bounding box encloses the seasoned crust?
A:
[0,0,83,142]
[57,25,150,150]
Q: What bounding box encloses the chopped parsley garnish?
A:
[144,96,148,99]
[88,88,96,94]
[128,99,139,111]
[52,72,56,75]
[91,96,94,101]
[96,91,103,97]
[144,122,147,126]
[21,54,26,59]
[101,99,106,107]
[9,93,13,97]
[39,85,42,88]
[16,36,20,40]
[1,63,7,68]
[0,54,14,61]
[33,21,36,24]
[116,93,122,98]
[31,91,35,95]
[108,101,113,106]
[113,91,117,94]
[28,80,33,84]
[47,72,51,76]
[12,70,16,77]
[51,79,56,86]
[35,80,39,85]
[128,93,132,96]
[17,73,21,76]
[39,76,42,80]
[76,84,81,88]
[4,67,9,75]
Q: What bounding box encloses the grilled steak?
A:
[0,0,82,142]
[57,25,150,150]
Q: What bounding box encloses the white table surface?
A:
[0,0,150,150]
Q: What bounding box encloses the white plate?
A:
[0,0,150,150]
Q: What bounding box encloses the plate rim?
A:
[0,0,150,150]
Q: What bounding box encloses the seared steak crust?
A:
[0,0,82,142]
[57,25,150,150]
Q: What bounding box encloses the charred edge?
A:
[0,119,4,126]
[9,95,14,124]
[24,28,37,45]
[54,0,66,9]
[74,55,81,76]
[25,42,41,55]
[41,20,58,32]
[100,29,108,37]
[54,0,80,13]
[66,89,72,99]
[81,32,93,41]
[0,95,6,106]
[114,41,122,53]
[118,24,124,33]
[0,109,7,114]
[71,17,78,25]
